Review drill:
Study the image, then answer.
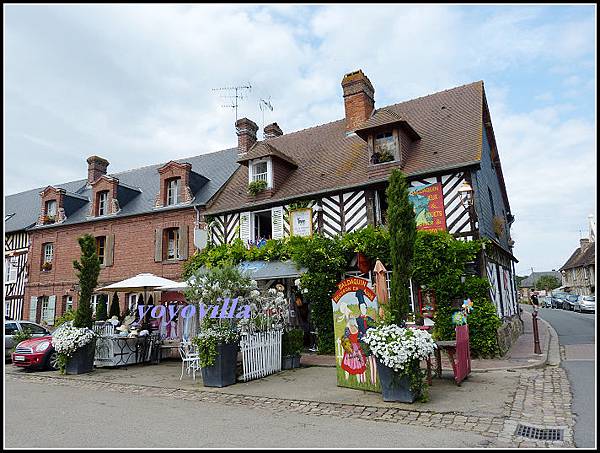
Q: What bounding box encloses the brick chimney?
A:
[235,118,259,155]
[264,122,283,140]
[342,69,375,131]
[87,155,109,184]
[580,238,590,248]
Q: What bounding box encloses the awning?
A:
[238,260,306,280]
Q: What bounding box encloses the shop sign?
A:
[290,208,312,237]
[408,182,446,231]
[331,277,381,392]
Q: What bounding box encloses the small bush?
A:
[282,328,304,357]
[11,328,33,350]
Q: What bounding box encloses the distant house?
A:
[560,238,595,296]
[518,271,562,300]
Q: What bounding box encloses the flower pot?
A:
[65,339,97,375]
[375,358,419,403]
[282,354,301,370]
[201,342,238,387]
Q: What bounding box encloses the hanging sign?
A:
[408,182,447,231]
[290,208,313,237]
[331,277,380,392]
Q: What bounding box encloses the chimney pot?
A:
[264,122,283,140]
[235,118,259,155]
[341,69,375,131]
[580,238,590,248]
[87,155,109,184]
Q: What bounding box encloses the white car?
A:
[574,295,595,313]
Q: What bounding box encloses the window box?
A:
[41,261,52,272]
[41,215,56,225]
[248,180,268,196]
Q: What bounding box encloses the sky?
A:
[4,4,596,276]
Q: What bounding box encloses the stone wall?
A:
[496,313,524,356]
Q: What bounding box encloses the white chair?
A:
[179,341,200,381]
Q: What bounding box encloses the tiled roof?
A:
[205,80,484,215]
[560,242,595,271]
[238,142,298,167]
[519,271,563,288]
[354,107,420,140]
[4,148,239,233]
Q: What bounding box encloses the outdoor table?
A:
[94,335,152,367]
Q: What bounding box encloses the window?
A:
[374,188,389,225]
[128,293,138,312]
[372,131,397,163]
[45,200,57,217]
[252,161,268,183]
[97,191,109,216]
[5,257,18,284]
[166,178,180,206]
[43,243,53,264]
[488,187,495,216]
[5,322,19,336]
[96,236,106,265]
[164,228,180,260]
[65,295,73,312]
[251,210,273,243]
[40,297,54,325]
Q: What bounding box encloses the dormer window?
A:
[45,200,57,217]
[248,158,272,188]
[97,191,109,216]
[371,131,397,164]
[166,178,180,206]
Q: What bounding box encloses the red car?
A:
[12,335,59,371]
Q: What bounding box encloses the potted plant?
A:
[247,180,267,196]
[41,261,53,271]
[378,149,395,163]
[52,322,97,374]
[192,324,239,387]
[363,324,436,402]
[282,328,303,369]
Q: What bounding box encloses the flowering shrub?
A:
[51,322,96,373]
[238,286,290,335]
[363,325,436,373]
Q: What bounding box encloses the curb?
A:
[537,315,561,367]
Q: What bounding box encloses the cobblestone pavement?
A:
[7,365,575,448]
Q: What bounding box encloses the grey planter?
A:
[375,358,418,403]
[201,342,238,387]
[66,339,96,375]
[282,354,301,370]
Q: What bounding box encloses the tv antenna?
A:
[259,97,273,137]
[212,83,252,121]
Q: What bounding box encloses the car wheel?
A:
[46,350,59,371]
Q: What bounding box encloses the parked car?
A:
[10,323,65,371]
[562,294,579,311]
[5,320,51,360]
[542,296,553,308]
[574,295,595,313]
[551,292,569,309]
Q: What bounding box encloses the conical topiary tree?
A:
[96,294,108,321]
[385,169,417,325]
[109,292,121,318]
[72,234,101,329]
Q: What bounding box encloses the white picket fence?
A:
[240,329,283,382]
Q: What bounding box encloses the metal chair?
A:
[179,340,200,381]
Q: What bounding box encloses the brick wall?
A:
[24,207,197,321]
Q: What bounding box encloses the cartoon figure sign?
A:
[331,277,380,392]
[408,183,447,231]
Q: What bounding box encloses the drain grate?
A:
[515,424,564,441]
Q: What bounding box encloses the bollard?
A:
[532,309,542,354]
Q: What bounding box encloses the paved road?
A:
[535,306,596,448]
[4,377,491,448]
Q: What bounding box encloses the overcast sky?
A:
[4,4,596,275]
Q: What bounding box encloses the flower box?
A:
[201,342,238,387]
[65,339,96,375]
[376,358,419,402]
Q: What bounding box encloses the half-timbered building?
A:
[204,70,519,320]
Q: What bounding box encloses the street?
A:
[4,376,490,448]
[534,306,596,448]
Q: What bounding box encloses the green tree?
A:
[96,294,108,321]
[72,234,101,328]
[535,275,561,292]
[109,292,120,318]
[385,169,416,325]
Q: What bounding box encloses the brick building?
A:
[17,149,238,324]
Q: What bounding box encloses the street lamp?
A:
[457,180,474,210]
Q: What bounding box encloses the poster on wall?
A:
[290,208,313,237]
[331,277,381,392]
[408,182,446,231]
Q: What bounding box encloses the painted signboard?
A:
[331,277,380,392]
[408,183,446,231]
[290,208,313,237]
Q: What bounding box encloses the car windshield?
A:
[567,295,578,301]
[583,296,595,301]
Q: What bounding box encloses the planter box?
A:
[282,354,301,370]
[66,339,96,375]
[375,358,418,403]
[201,342,238,387]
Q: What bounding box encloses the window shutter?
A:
[239,212,251,245]
[29,296,38,322]
[178,225,189,260]
[154,229,163,262]
[47,295,57,325]
[105,234,115,266]
[271,207,284,239]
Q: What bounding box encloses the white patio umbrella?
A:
[97,273,182,304]
[158,281,189,291]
